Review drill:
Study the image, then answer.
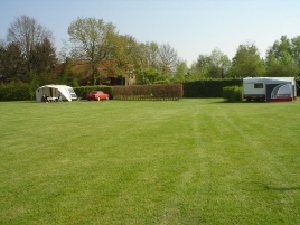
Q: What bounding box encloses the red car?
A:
[86,91,110,101]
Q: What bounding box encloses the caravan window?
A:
[254,83,263,88]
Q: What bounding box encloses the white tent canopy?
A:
[36,85,77,102]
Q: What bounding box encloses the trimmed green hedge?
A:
[183,80,243,97]
[223,86,243,102]
[0,83,35,101]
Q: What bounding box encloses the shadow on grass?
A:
[213,100,266,104]
[25,101,73,103]
[264,185,300,191]
[25,101,42,103]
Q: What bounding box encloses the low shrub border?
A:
[223,86,243,102]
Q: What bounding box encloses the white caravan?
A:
[243,77,297,102]
[36,85,77,102]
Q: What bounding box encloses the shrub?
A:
[223,86,243,102]
[153,81,169,84]
[0,82,33,101]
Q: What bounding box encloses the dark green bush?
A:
[183,79,243,97]
[223,86,243,102]
[0,83,34,101]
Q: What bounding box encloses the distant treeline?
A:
[2,15,300,88]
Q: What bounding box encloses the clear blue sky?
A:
[1,0,300,66]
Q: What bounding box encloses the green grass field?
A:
[1,99,300,224]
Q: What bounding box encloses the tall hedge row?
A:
[183,80,243,97]
[0,83,35,101]
[112,84,182,100]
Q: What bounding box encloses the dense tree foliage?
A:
[231,43,265,77]
[173,61,189,83]
[186,62,202,82]
[106,35,141,84]
[265,36,300,77]
[30,38,57,85]
[68,17,118,85]
[158,43,179,75]
[1,15,300,87]
[196,48,231,78]
[7,15,54,82]
[291,36,300,68]
[0,43,25,82]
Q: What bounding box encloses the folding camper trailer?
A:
[243,77,297,102]
[36,85,77,102]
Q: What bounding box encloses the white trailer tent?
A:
[243,77,297,102]
[36,85,77,102]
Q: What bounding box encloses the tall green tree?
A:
[31,39,57,74]
[291,36,300,68]
[269,36,292,59]
[265,50,298,77]
[107,35,140,83]
[158,43,178,76]
[7,15,54,81]
[196,54,211,76]
[265,36,299,77]
[137,68,159,84]
[58,57,72,84]
[231,43,265,77]
[0,42,25,82]
[145,41,160,69]
[187,62,203,82]
[136,41,160,77]
[209,48,231,78]
[196,48,231,78]
[67,17,118,85]
[173,61,189,83]
[30,38,57,85]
